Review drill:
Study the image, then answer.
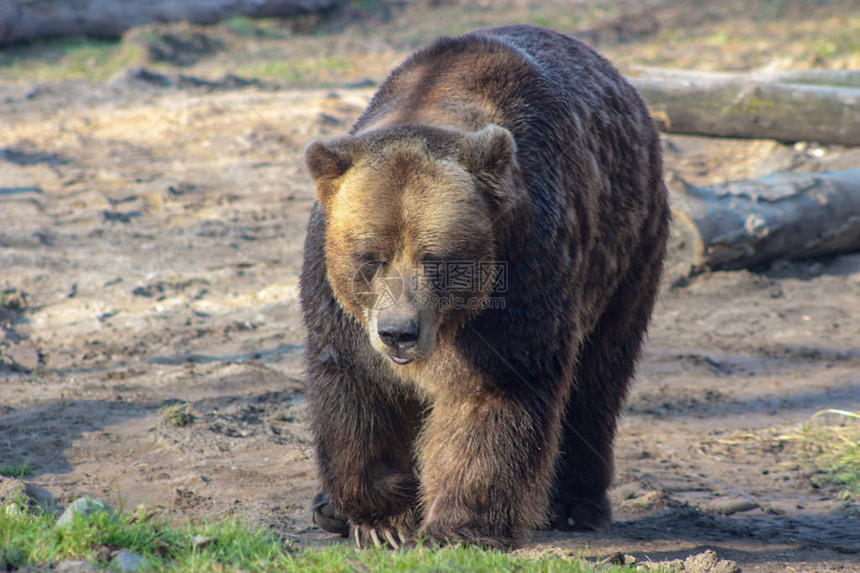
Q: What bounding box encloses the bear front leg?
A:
[418,393,561,550]
[309,364,423,548]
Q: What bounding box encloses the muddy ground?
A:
[1,2,860,571]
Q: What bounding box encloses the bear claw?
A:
[351,523,410,550]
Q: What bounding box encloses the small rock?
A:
[110,550,146,572]
[54,560,97,573]
[24,483,56,510]
[0,476,28,503]
[191,535,217,548]
[109,66,172,88]
[343,78,376,89]
[317,112,342,126]
[600,551,626,566]
[2,342,40,372]
[708,498,759,516]
[0,476,55,512]
[613,482,644,500]
[638,558,683,572]
[636,550,740,572]
[683,549,741,573]
[633,488,670,509]
[56,497,113,527]
[4,503,24,517]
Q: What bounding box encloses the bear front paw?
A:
[312,492,414,549]
[421,520,517,550]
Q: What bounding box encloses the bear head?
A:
[305,124,520,366]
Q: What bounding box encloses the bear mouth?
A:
[389,355,413,365]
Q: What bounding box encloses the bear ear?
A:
[459,124,516,176]
[304,135,360,204]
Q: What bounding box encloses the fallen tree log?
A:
[0,0,345,47]
[634,66,860,88]
[666,169,860,282]
[627,67,860,146]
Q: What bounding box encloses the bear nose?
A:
[377,318,420,350]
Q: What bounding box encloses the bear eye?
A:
[353,251,383,268]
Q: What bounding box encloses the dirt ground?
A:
[1,2,859,571]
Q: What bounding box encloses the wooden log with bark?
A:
[666,169,860,283]
[627,67,860,146]
[0,0,345,46]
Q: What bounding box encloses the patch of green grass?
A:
[0,460,33,478]
[223,15,290,39]
[349,0,390,18]
[159,403,195,427]
[0,37,145,82]
[0,289,27,311]
[225,16,263,38]
[0,503,637,572]
[238,56,354,84]
[796,409,860,499]
[813,25,860,61]
[0,506,291,571]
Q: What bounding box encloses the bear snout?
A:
[377,317,420,352]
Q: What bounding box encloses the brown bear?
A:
[300,25,670,550]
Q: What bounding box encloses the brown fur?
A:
[300,25,670,549]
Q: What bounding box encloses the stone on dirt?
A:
[0,476,55,512]
[707,498,760,516]
[682,550,742,573]
[1,341,40,372]
[110,550,146,572]
[637,549,741,572]
[56,497,114,527]
[191,535,218,548]
[54,561,97,573]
